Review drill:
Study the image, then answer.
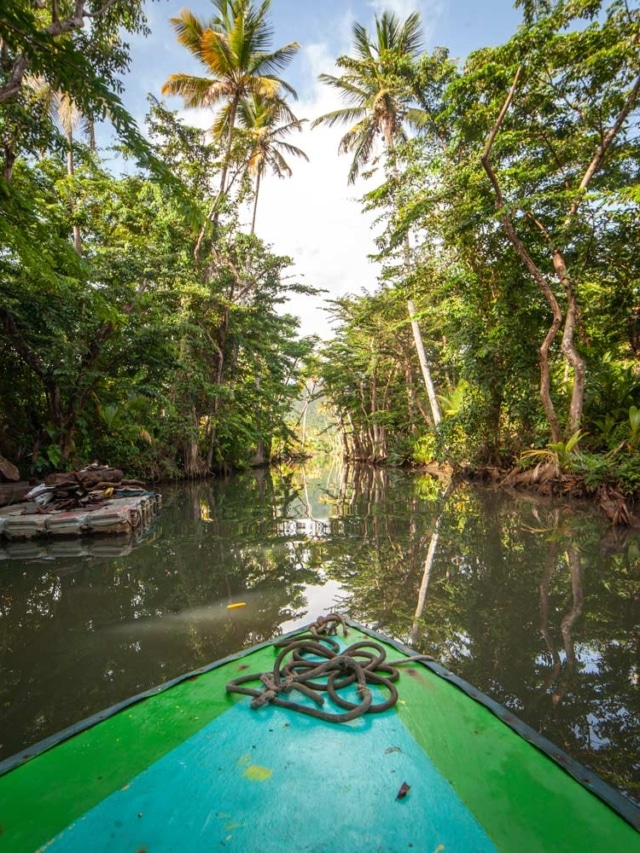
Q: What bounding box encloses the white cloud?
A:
[256,119,380,340]
[254,41,384,339]
[172,38,384,340]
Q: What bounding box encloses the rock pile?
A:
[25,464,147,513]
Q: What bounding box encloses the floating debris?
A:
[0,464,161,541]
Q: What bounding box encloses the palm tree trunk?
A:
[408,298,441,426]
[215,97,240,220]
[391,148,441,427]
[250,171,261,235]
[195,97,240,261]
[65,127,82,255]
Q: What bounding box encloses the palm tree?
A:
[24,74,95,254]
[312,12,426,183]
[162,0,300,258]
[236,94,308,234]
[312,11,441,425]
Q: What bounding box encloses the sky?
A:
[119,0,525,337]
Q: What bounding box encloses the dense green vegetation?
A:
[316,0,640,490]
[1,0,640,489]
[0,0,315,478]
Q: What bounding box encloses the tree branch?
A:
[0,0,120,103]
[0,309,47,380]
[481,65,563,443]
[568,72,640,219]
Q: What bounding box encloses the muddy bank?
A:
[461,462,638,527]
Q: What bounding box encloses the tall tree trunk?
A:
[481,67,562,442]
[407,297,441,426]
[205,307,229,471]
[185,406,202,478]
[250,171,261,235]
[553,250,585,434]
[65,127,82,255]
[3,142,16,182]
[250,373,266,467]
[195,97,240,261]
[87,119,96,153]
[391,146,441,427]
[482,67,640,442]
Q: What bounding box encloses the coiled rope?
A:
[225,614,433,724]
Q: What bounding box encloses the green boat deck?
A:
[0,623,638,852]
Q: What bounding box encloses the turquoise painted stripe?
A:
[45,698,497,852]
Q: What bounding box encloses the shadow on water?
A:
[0,456,638,805]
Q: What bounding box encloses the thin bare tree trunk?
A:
[66,128,82,255]
[392,149,441,427]
[408,298,441,426]
[250,171,261,235]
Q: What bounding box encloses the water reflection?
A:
[0,458,638,806]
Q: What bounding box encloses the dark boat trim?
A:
[351,620,640,832]
[1,616,639,832]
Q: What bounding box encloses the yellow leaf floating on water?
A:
[227,602,247,610]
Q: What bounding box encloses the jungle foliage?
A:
[317,0,640,482]
[0,1,315,479]
[2,1,640,484]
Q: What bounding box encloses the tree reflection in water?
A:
[0,458,638,805]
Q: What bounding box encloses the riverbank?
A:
[460,463,639,527]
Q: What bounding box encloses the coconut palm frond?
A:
[54,92,82,136]
[169,10,206,56]
[311,106,367,130]
[352,21,375,62]
[161,74,219,109]
[314,10,427,183]
[252,42,301,78]
[199,29,235,76]
[274,140,308,161]
[345,124,378,184]
[405,106,431,130]
[268,149,293,178]
[212,102,236,139]
[165,0,299,237]
[317,73,368,106]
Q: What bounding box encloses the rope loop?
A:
[226,614,432,724]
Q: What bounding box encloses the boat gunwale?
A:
[1,616,639,833]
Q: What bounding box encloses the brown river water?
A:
[0,458,638,805]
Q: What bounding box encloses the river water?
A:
[0,458,638,805]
